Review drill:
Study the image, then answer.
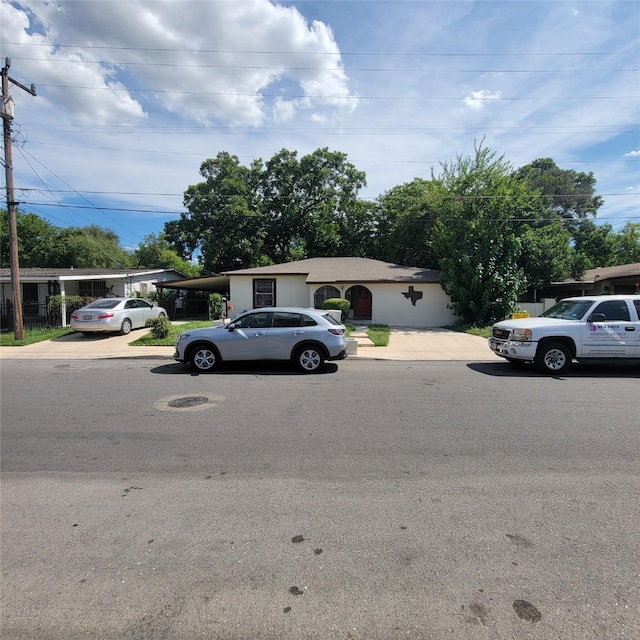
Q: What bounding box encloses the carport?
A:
[154,274,230,320]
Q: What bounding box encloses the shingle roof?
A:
[222,257,442,283]
[558,263,640,284]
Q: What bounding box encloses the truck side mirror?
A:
[588,313,606,323]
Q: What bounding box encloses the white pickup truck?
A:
[489,295,640,374]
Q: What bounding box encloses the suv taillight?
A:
[328,328,344,336]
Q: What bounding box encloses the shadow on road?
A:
[151,361,339,376]
[469,361,640,379]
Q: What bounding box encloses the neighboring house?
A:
[157,257,457,328]
[0,267,187,327]
[536,263,640,300]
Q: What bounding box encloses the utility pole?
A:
[2,58,36,340]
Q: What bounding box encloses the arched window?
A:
[314,285,340,309]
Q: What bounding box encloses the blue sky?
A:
[1,0,638,256]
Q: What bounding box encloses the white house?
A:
[160,258,456,328]
[0,267,187,327]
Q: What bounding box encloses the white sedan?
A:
[70,298,167,335]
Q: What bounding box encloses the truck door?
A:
[581,299,638,357]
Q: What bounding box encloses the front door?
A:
[348,285,372,319]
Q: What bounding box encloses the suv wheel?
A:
[191,345,219,372]
[295,345,324,373]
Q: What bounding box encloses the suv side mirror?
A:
[227,323,236,332]
[588,313,606,323]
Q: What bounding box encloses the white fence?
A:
[517,299,557,317]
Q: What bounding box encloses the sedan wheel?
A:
[120,318,132,335]
[191,345,218,372]
[296,346,324,373]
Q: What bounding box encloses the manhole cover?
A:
[154,393,225,413]
[168,396,209,408]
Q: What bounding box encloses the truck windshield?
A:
[540,300,593,320]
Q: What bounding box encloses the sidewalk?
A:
[0,326,500,361]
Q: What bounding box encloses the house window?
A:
[314,285,340,308]
[78,280,109,298]
[253,279,276,307]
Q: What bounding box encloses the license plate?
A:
[83,315,93,320]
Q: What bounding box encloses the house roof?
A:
[555,263,640,284]
[222,257,442,284]
[0,267,186,281]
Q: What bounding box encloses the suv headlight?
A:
[176,332,191,341]
[511,328,532,342]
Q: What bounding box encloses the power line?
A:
[32,84,639,100]
[8,56,639,74]
[3,42,637,57]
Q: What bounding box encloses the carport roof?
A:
[154,273,230,293]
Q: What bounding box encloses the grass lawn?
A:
[0,327,74,346]
[130,321,213,346]
[366,324,391,346]
[449,323,492,339]
[345,323,391,346]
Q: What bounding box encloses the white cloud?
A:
[462,90,502,110]
[624,150,640,157]
[2,0,357,127]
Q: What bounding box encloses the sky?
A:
[1,0,639,256]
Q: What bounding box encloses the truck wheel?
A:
[535,342,572,375]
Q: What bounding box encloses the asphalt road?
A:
[1,357,639,640]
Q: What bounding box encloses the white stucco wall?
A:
[229,275,310,313]
[369,283,456,327]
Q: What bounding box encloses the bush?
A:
[145,315,171,339]
[208,293,223,320]
[322,298,350,322]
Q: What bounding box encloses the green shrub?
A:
[322,298,350,322]
[145,315,171,339]
[208,293,223,320]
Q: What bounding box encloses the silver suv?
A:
[174,307,348,373]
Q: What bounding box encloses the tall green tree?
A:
[1,212,134,269]
[571,219,616,268]
[373,179,439,267]
[134,233,201,276]
[514,158,603,234]
[56,225,134,269]
[168,152,265,272]
[517,219,574,290]
[431,145,531,324]
[166,148,367,272]
[611,222,640,264]
[1,210,60,267]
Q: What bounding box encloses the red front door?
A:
[349,286,372,319]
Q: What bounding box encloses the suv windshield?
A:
[540,300,593,320]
